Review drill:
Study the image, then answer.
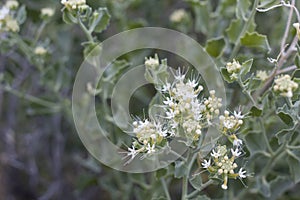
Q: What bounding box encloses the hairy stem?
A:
[161,178,171,200]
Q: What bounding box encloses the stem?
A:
[161,178,171,200]
[3,85,60,110]
[229,0,259,60]
[77,14,94,42]
[181,149,191,200]
[259,118,273,154]
[276,65,297,75]
[34,21,47,45]
[186,180,214,199]
[281,0,295,53]
[260,142,286,176]
[238,79,257,107]
[181,175,188,200]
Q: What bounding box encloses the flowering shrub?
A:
[1,0,300,200]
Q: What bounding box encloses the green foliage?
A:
[2,0,300,199]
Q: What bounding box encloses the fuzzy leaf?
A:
[240,58,253,77]
[16,5,27,25]
[174,161,187,178]
[188,0,210,34]
[225,19,243,43]
[240,32,271,52]
[287,151,300,183]
[236,0,250,20]
[256,177,271,197]
[191,195,211,200]
[245,131,267,154]
[205,37,225,58]
[89,8,111,33]
[221,67,234,83]
[62,10,77,24]
[155,168,167,179]
[250,106,262,117]
[275,124,297,145]
[268,176,293,200]
[189,173,202,190]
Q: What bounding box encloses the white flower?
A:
[41,8,55,18]
[127,146,137,159]
[256,70,269,81]
[0,6,9,20]
[145,56,159,68]
[61,0,86,10]
[233,110,244,119]
[273,74,298,98]
[201,159,211,168]
[233,138,243,147]
[161,82,171,92]
[221,184,228,190]
[146,143,155,154]
[238,168,247,178]
[170,9,188,23]
[211,149,221,158]
[231,148,242,157]
[226,59,241,74]
[5,0,19,9]
[34,46,47,55]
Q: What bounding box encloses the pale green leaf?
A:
[240,32,271,52]
[236,0,250,20]
[205,37,226,58]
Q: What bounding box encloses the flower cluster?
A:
[161,70,204,141]
[202,90,222,123]
[273,74,298,98]
[61,0,87,11]
[34,46,47,55]
[41,8,55,19]
[0,1,19,33]
[219,110,243,134]
[201,145,247,190]
[169,9,188,23]
[226,59,242,80]
[256,70,269,81]
[145,55,159,69]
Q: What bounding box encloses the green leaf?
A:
[225,19,243,43]
[89,8,111,33]
[190,195,211,200]
[205,37,225,58]
[258,0,281,8]
[276,104,294,126]
[174,161,187,178]
[187,0,210,34]
[246,77,262,91]
[295,55,300,69]
[189,173,202,190]
[221,67,234,83]
[16,5,27,25]
[268,176,293,200]
[240,32,271,52]
[82,42,102,58]
[256,177,271,197]
[240,58,253,77]
[287,150,300,183]
[250,106,262,117]
[236,0,250,20]
[275,124,297,145]
[245,131,267,155]
[62,10,78,24]
[155,168,167,179]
